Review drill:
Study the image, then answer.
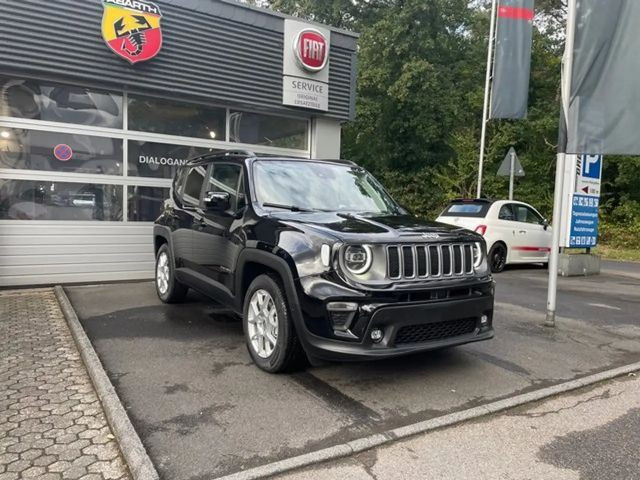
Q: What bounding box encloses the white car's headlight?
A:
[344,245,373,275]
[473,242,484,269]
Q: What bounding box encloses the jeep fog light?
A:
[344,245,372,275]
[370,328,384,343]
[327,302,358,331]
[480,314,489,326]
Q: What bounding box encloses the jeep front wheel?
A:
[243,274,306,373]
[155,244,188,303]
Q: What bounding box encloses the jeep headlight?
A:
[344,245,373,275]
[473,242,484,269]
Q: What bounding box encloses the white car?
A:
[436,199,552,273]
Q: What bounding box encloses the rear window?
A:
[440,202,491,218]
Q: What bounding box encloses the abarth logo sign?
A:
[294,29,328,72]
[102,0,163,64]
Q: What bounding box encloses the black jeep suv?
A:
[153,151,494,372]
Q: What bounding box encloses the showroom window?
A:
[0,77,311,223]
[229,111,308,150]
[0,77,123,129]
[0,128,123,175]
[128,186,170,222]
[128,140,216,179]
[0,179,122,221]
[128,95,226,140]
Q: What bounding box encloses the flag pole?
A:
[545,0,578,327]
[477,0,498,199]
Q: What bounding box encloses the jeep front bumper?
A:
[294,278,495,362]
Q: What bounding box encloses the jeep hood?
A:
[272,212,480,243]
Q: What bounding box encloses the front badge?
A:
[102,0,163,64]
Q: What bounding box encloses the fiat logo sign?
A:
[294,29,328,72]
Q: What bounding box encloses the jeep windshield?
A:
[253,160,401,215]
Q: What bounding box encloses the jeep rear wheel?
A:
[243,274,306,373]
[155,244,188,303]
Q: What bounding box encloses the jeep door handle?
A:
[519,230,527,234]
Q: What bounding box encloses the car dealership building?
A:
[0,0,358,286]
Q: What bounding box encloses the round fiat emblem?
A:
[294,29,329,72]
[53,144,73,162]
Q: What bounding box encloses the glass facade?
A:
[0,77,310,222]
[0,78,123,129]
[0,179,122,221]
[128,140,215,179]
[0,128,123,175]
[127,186,169,222]
[128,96,226,140]
[229,111,308,150]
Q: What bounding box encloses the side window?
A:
[180,166,206,207]
[498,204,515,221]
[524,206,544,225]
[513,205,543,225]
[207,164,243,210]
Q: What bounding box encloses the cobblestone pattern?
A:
[0,289,130,480]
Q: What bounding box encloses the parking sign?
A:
[576,154,602,196]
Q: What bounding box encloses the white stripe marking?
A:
[588,303,622,311]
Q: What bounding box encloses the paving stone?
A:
[0,289,131,480]
[22,465,46,478]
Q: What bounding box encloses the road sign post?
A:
[497,147,525,200]
[546,0,578,328]
[509,150,516,200]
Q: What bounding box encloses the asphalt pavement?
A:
[276,374,640,480]
[65,262,640,479]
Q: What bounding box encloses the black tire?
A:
[155,244,188,303]
[489,243,508,273]
[243,274,307,373]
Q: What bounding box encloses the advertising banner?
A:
[490,0,535,119]
[567,0,640,154]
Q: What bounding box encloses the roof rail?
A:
[218,149,256,157]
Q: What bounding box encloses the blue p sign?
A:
[582,155,602,179]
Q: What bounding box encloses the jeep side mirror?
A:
[204,191,230,212]
[542,219,550,230]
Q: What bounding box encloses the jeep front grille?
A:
[386,244,475,280]
[394,318,478,345]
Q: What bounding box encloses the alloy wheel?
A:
[491,245,507,273]
[247,289,279,359]
[156,252,170,295]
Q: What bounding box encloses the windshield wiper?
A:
[262,202,315,212]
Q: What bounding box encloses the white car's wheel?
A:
[489,243,508,273]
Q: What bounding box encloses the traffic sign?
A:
[568,194,599,248]
[497,147,525,177]
[576,154,602,197]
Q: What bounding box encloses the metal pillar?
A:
[545,0,578,327]
[508,150,516,200]
[477,0,498,199]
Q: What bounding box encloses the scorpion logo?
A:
[101,0,163,64]
[114,15,153,58]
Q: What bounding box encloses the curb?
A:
[54,286,160,480]
[216,361,640,480]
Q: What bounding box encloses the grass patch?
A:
[594,245,640,262]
